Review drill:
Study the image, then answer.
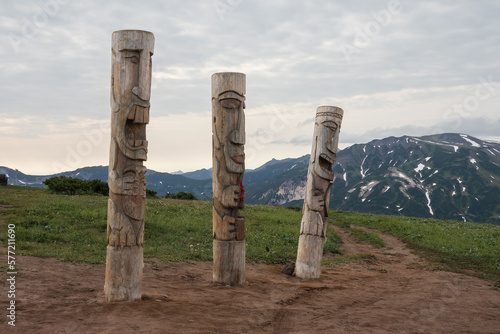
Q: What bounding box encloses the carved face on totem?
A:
[213,92,246,173]
[212,75,246,175]
[111,30,154,162]
[312,109,343,181]
[306,107,343,218]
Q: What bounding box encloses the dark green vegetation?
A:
[330,211,500,284]
[164,191,197,200]
[44,175,159,199]
[0,186,339,265]
[44,176,109,196]
[146,189,159,199]
[1,186,499,285]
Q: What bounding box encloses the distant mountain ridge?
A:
[2,133,499,224]
[243,133,500,224]
[0,166,214,200]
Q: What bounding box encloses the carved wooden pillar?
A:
[104,30,154,302]
[211,72,246,286]
[295,106,343,279]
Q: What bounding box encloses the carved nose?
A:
[327,137,338,153]
[229,111,245,145]
[132,86,149,101]
[132,53,152,101]
[230,130,245,145]
[326,139,333,152]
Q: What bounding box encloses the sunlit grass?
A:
[330,210,500,283]
[0,186,341,265]
[1,186,499,285]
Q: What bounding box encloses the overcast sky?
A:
[1,0,499,175]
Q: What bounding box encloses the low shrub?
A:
[165,191,197,200]
[43,176,109,196]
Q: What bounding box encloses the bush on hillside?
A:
[146,189,159,199]
[44,176,161,198]
[164,191,197,200]
[44,176,109,196]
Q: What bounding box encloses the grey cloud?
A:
[341,117,500,144]
[271,135,312,146]
[3,0,500,119]
[2,0,500,173]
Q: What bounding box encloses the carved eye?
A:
[313,189,323,197]
[322,121,338,131]
[220,98,241,109]
[131,56,139,64]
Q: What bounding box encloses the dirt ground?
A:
[1,226,499,334]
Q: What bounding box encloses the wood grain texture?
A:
[105,30,154,301]
[212,72,246,286]
[295,106,343,279]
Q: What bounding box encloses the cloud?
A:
[341,117,500,145]
[1,0,500,173]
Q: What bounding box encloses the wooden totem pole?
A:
[104,30,154,302]
[295,106,343,279]
[211,72,246,286]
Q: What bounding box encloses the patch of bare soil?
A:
[1,227,499,333]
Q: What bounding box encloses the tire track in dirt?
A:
[267,225,427,332]
[332,224,422,268]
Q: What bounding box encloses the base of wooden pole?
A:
[295,235,325,279]
[213,240,245,286]
[104,245,143,302]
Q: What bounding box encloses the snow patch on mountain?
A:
[360,155,368,178]
[425,189,434,215]
[359,181,380,199]
[414,163,425,173]
[412,137,459,152]
[460,134,481,147]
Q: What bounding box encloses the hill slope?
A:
[241,133,500,224]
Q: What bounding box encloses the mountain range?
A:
[2,133,499,224]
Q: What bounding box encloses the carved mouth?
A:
[232,154,245,164]
[125,105,149,152]
[319,153,333,172]
[127,139,148,149]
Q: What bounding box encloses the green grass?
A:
[0,186,341,265]
[330,210,500,283]
[1,186,499,285]
[349,228,386,248]
[330,218,385,248]
[322,254,376,267]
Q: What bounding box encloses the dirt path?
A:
[1,226,499,333]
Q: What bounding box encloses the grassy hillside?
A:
[331,211,500,283]
[0,186,340,265]
[0,186,499,284]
